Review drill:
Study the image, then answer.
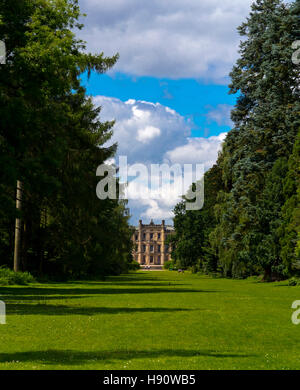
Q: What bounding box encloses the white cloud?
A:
[78,0,254,82]
[140,199,174,220]
[165,133,226,170]
[136,125,161,143]
[94,96,226,223]
[93,96,191,164]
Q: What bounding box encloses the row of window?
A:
[140,244,170,253]
[135,232,162,240]
[140,255,171,265]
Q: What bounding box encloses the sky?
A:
[77,0,255,225]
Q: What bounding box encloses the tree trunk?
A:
[263,266,272,282]
[13,180,23,272]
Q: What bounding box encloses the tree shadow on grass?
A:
[73,282,190,287]
[0,349,256,366]
[70,273,194,285]
[1,295,94,302]
[6,304,195,316]
[78,275,168,284]
[0,287,221,297]
[105,274,172,281]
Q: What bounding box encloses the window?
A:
[150,256,154,264]
[150,233,153,239]
[143,233,146,239]
[158,233,161,239]
[150,245,154,252]
[142,245,146,252]
[142,256,146,265]
[135,235,138,240]
[158,245,161,252]
[157,256,161,265]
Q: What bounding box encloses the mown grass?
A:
[0,271,300,370]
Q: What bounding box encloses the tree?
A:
[171,0,300,279]
[170,164,223,273]
[278,130,300,274]
[210,0,300,278]
[0,0,132,278]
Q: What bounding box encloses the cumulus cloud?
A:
[136,125,161,143]
[94,96,226,223]
[165,133,227,170]
[140,199,174,220]
[78,0,253,82]
[93,96,191,164]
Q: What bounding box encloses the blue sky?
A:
[81,72,237,137]
[77,0,258,224]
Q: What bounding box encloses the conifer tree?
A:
[0,0,133,278]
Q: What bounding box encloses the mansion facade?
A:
[132,219,174,268]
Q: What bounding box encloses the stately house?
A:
[132,219,174,268]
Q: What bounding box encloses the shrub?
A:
[0,267,35,285]
[288,277,300,286]
[127,261,140,271]
[163,260,174,270]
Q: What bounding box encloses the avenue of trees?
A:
[0,0,133,279]
[171,0,300,280]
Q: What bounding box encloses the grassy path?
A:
[0,271,300,370]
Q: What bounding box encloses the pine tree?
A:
[210,0,300,278]
[0,0,133,278]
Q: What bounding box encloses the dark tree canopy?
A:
[0,0,133,279]
[171,0,300,280]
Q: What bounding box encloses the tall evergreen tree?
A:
[0,0,133,278]
[278,130,300,274]
[210,0,300,278]
[171,0,300,280]
[171,164,223,272]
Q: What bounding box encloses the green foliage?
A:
[0,0,132,279]
[255,158,290,280]
[171,164,223,272]
[0,267,35,285]
[278,130,300,272]
[288,277,300,286]
[171,0,300,280]
[163,260,174,270]
[127,260,140,271]
[213,0,300,279]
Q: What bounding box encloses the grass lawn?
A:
[0,270,300,370]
